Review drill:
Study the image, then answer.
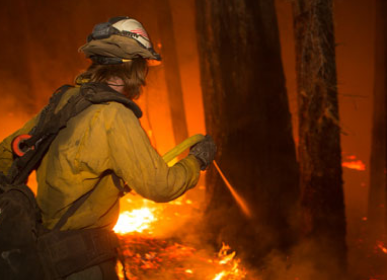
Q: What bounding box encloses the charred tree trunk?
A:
[155,0,189,146]
[292,0,347,277]
[367,0,387,238]
[196,0,299,266]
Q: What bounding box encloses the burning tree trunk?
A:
[195,0,299,266]
[292,0,347,277]
[367,0,387,239]
[155,0,189,146]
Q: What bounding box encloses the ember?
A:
[376,241,387,254]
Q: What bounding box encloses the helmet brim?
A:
[79,35,161,62]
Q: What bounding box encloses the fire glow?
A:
[113,207,157,234]
[113,202,247,279]
[213,243,246,280]
[377,241,387,254]
[342,155,366,171]
[116,235,247,280]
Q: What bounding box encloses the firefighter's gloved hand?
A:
[189,135,217,170]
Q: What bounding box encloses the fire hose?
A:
[162,134,251,218]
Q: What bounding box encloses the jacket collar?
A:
[80,82,143,118]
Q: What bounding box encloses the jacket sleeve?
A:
[106,104,201,203]
[0,115,39,175]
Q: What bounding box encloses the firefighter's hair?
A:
[75,57,148,100]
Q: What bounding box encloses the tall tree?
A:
[367,0,387,238]
[195,0,299,265]
[0,0,36,113]
[292,0,347,277]
[155,0,189,146]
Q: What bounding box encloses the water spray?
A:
[163,134,252,218]
[212,161,251,218]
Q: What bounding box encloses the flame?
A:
[342,160,366,171]
[213,271,226,280]
[113,197,247,279]
[377,241,387,254]
[117,237,247,280]
[113,207,157,234]
[342,155,366,171]
[211,243,246,280]
[218,244,236,265]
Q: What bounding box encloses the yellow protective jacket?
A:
[0,85,200,230]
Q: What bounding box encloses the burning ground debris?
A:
[116,234,246,280]
[345,219,387,280]
[113,196,247,280]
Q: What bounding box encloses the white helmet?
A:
[80,16,161,64]
[111,18,153,50]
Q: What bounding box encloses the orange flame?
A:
[211,243,247,280]
[213,271,226,280]
[377,241,387,254]
[116,237,247,280]
[342,155,366,171]
[113,207,157,234]
[113,195,247,279]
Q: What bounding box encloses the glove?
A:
[189,135,217,170]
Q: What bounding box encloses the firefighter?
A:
[0,16,216,280]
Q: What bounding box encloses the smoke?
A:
[240,239,347,280]
[169,193,353,280]
[0,97,35,139]
[0,79,41,193]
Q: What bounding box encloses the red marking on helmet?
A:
[130,28,149,39]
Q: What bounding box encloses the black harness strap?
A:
[30,85,73,137]
[53,177,104,232]
[53,171,130,231]
[7,85,73,185]
[7,82,142,186]
[111,173,131,196]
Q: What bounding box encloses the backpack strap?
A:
[111,172,131,196]
[52,174,105,231]
[81,82,142,118]
[7,83,142,185]
[52,170,130,231]
[6,85,73,185]
[30,85,73,137]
